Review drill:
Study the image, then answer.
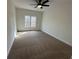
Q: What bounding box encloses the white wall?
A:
[7,0,16,55]
[16,8,43,31]
[42,0,72,46]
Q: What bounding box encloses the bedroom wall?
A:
[16,8,43,31]
[42,0,72,46]
[7,0,16,55]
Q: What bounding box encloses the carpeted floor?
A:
[8,31,72,59]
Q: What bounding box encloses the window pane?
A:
[31,16,36,27]
[25,16,30,28]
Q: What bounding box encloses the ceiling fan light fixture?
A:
[37,5,42,8]
[32,0,50,9]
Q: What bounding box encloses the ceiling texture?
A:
[14,0,72,11]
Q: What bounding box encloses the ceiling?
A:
[14,0,72,11]
[14,0,54,11]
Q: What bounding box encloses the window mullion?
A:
[30,16,31,28]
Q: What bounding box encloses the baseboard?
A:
[41,30,72,46]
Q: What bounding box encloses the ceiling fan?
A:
[32,0,50,9]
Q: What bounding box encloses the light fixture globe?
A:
[37,5,42,8]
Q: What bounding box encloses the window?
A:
[25,16,30,28]
[25,16,36,28]
[31,16,36,27]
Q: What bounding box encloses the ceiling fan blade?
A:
[39,0,42,3]
[34,0,39,3]
[42,0,49,5]
[42,5,49,6]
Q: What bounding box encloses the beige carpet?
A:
[8,31,72,59]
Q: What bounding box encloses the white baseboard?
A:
[42,30,72,46]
